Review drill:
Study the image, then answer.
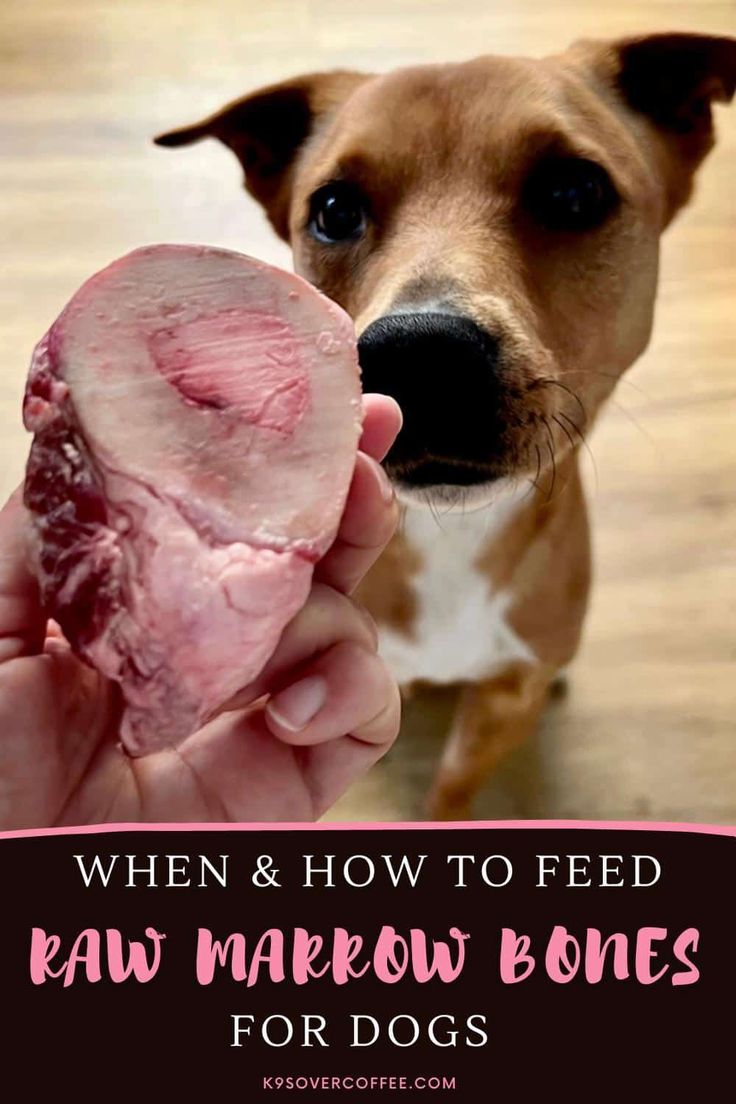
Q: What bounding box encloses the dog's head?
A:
[157,34,736,504]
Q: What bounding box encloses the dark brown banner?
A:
[1,826,732,1097]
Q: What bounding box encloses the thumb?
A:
[0,486,47,661]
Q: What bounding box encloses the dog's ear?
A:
[155,70,369,239]
[614,33,736,136]
[575,33,736,218]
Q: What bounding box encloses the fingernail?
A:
[266,675,327,732]
[369,457,394,504]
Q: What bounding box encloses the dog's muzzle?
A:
[357,311,511,488]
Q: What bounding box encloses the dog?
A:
[156,33,736,818]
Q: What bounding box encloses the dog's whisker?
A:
[557,410,599,493]
[546,442,557,502]
[534,443,542,491]
[523,442,543,500]
[423,489,445,530]
[557,409,589,449]
[541,418,558,502]
[562,368,653,402]
[552,413,576,455]
[538,377,588,426]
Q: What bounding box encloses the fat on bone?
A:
[23,244,362,755]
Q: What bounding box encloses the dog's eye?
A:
[308,182,368,243]
[523,158,618,231]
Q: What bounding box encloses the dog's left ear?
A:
[614,33,736,135]
[576,32,736,218]
[155,70,369,239]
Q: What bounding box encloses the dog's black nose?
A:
[357,312,506,486]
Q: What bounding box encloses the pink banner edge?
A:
[1,819,735,840]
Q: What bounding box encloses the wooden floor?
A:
[1,0,734,822]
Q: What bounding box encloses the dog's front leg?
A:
[427,662,553,820]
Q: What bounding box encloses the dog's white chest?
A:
[378,491,536,686]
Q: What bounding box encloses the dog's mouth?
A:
[385,455,512,509]
[386,457,503,489]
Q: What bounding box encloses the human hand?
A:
[0,395,401,828]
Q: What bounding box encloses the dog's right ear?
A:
[155,71,368,239]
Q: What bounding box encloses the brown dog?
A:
[157,33,736,818]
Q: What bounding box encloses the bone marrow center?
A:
[150,308,310,435]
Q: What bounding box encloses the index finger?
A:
[359,393,402,462]
[314,395,402,594]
